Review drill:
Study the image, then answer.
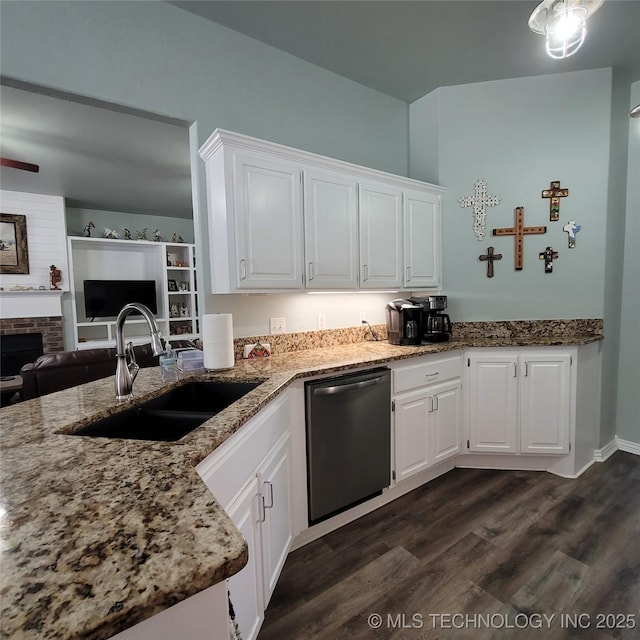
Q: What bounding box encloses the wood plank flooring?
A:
[258,452,640,640]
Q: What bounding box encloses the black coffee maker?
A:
[409,295,452,342]
[385,299,423,346]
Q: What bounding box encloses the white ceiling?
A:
[1,1,639,219]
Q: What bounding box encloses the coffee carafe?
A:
[409,295,452,342]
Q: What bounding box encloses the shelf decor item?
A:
[0,213,29,274]
[168,279,178,291]
[541,180,569,221]
[83,220,95,237]
[458,179,502,241]
[49,264,62,290]
[493,207,547,271]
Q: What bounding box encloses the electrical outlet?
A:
[359,311,367,323]
[269,317,286,334]
[317,314,327,330]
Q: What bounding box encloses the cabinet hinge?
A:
[392,469,396,481]
[467,439,470,449]
[569,442,572,452]
[570,355,573,366]
[467,358,470,367]
[391,400,395,411]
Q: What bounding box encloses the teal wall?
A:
[0,1,407,173]
[410,68,639,448]
[616,81,640,444]
[0,0,408,337]
[410,69,612,322]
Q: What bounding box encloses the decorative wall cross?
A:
[492,207,547,270]
[459,179,501,241]
[563,220,581,248]
[542,181,569,221]
[479,246,502,278]
[539,246,559,273]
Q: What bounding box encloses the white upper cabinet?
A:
[359,180,404,289]
[403,189,441,289]
[232,151,303,290]
[199,129,445,293]
[303,168,358,289]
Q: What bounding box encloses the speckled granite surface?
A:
[0,320,603,640]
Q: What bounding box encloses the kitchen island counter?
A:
[0,324,602,640]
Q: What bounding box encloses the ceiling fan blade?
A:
[0,157,40,173]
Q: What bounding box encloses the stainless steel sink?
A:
[68,380,261,441]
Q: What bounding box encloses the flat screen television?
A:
[83,280,158,320]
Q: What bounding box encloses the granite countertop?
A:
[0,328,603,640]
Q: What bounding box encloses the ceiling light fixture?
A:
[529,0,604,59]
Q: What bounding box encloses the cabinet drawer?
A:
[393,353,462,394]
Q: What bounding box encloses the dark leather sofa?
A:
[20,340,193,400]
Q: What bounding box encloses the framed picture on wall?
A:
[0,213,30,274]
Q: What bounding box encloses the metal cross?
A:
[492,207,547,270]
[459,179,501,241]
[479,246,502,278]
[542,181,569,221]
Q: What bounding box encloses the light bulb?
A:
[551,10,582,39]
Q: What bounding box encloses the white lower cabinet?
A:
[466,350,572,455]
[196,391,293,640]
[226,433,292,640]
[392,353,463,483]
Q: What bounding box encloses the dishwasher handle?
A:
[313,375,387,396]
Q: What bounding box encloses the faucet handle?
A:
[126,341,137,366]
[126,341,140,382]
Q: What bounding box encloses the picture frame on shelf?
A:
[0,213,30,274]
[179,281,189,291]
[168,279,178,292]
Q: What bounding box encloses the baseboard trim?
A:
[616,437,640,456]
[594,439,617,462]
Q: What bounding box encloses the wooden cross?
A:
[542,181,569,221]
[479,246,502,278]
[492,207,546,270]
[539,246,559,273]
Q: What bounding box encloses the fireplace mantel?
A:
[0,290,65,320]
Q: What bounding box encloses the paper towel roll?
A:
[201,313,234,370]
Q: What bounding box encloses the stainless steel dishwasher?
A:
[305,367,391,524]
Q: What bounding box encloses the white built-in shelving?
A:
[67,237,198,349]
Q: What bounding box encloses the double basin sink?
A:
[69,380,261,442]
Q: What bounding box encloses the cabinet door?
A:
[467,354,519,453]
[232,152,303,289]
[304,168,358,289]
[394,389,431,482]
[226,478,264,640]
[430,381,462,464]
[520,355,571,454]
[403,189,441,289]
[359,180,403,289]
[258,433,293,605]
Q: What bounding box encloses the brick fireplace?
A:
[0,316,64,355]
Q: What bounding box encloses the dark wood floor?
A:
[259,452,640,640]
